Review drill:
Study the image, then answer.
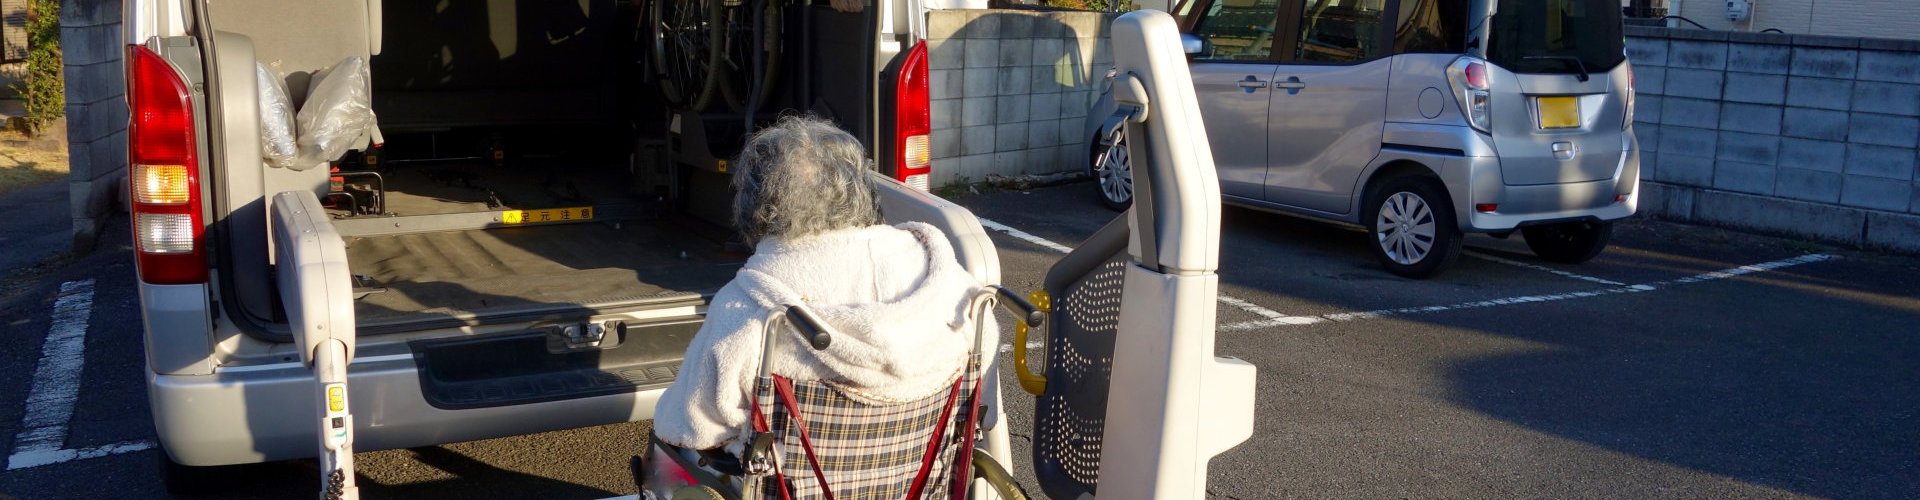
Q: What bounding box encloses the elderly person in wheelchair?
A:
[643,117,1031,500]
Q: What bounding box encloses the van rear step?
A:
[411,318,700,410]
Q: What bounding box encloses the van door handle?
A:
[1237,75,1268,93]
[1274,76,1307,93]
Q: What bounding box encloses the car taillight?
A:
[894,41,931,191]
[1447,57,1492,133]
[1623,65,1636,130]
[128,44,207,285]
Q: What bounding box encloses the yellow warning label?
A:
[717,160,728,172]
[502,207,592,225]
[327,385,346,412]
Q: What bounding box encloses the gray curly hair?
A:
[731,116,882,244]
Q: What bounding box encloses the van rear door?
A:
[1479,0,1630,187]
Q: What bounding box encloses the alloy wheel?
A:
[1375,191,1436,265]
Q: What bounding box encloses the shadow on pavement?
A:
[1444,261,1920,499]
[173,446,621,499]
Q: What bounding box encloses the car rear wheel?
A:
[1522,221,1613,264]
[1090,134,1131,212]
[1363,175,1462,279]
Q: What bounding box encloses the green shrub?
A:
[15,0,63,135]
[1040,0,1133,12]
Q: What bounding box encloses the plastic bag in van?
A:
[294,56,376,169]
[256,62,300,169]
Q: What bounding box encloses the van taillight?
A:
[1623,65,1636,130]
[893,41,931,191]
[128,45,207,285]
[1447,57,1492,133]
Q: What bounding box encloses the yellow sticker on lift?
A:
[502,207,593,225]
[327,384,346,412]
[717,160,728,172]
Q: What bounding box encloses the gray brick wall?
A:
[62,0,124,252]
[927,9,1113,188]
[1629,26,1920,252]
[2,0,25,61]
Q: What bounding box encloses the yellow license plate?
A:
[502,207,593,224]
[1537,96,1580,129]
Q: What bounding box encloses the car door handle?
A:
[1235,75,1268,94]
[1273,76,1306,95]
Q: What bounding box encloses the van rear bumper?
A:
[1455,132,1640,232]
[149,354,663,467]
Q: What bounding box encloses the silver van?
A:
[125,0,990,492]
[1084,0,1640,278]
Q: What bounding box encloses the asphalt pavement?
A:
[0,181,74,277]
[1,182,1916,499]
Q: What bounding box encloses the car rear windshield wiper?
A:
[1524,55,1590,82]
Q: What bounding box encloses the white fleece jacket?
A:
[652,222,991,452]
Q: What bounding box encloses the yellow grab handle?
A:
[1012,290,1051,396]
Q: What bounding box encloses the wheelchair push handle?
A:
[991,285,1046,327]
[784,305,833,350]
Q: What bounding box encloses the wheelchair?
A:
[633,285,1040,500]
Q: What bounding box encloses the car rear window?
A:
[1485,0,1625,75]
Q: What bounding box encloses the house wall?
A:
[926,9,1117,188]
[61,0,126,252]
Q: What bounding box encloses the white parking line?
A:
[999,340,1046,354]
[1219,253,1836,331]
[1464,250,1627,286]
[1653,253,1835,286]
[975,216,1835,334]
[976,217,1295,324]
[6,279,154,471]
[976,218,1075,253]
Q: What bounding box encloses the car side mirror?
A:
[1180,34,1206,56]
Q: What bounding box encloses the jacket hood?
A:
[732,222,985,401]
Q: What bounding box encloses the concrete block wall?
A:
[1628,26,1920,251]
[61,0,125,252]
[927,9,1115,188]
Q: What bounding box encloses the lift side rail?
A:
[1094,10,1257,499]
[271,190,361,500]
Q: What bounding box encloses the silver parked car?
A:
[1084,0,1640,278]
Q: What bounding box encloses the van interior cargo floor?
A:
[345,219,745,327]
[369,161,650,217]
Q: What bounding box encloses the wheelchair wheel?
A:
[671,485,727,500]
[653,0,725,111]
[716,0,782,112]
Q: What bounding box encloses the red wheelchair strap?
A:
[949,377,984,499]
[773,375,837,500]
[906,377,964,499]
